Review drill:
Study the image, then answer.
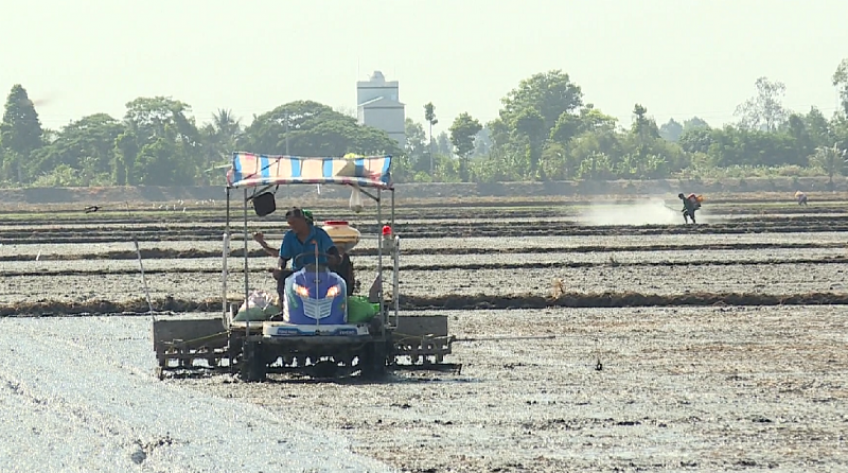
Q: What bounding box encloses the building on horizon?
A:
[356,71,405,148]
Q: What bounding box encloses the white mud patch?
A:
[0,316,392,473]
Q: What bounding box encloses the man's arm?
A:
[259,241,278,257]
[253,232,279,257]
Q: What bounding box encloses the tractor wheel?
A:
[360,341,389,381]
[240,341,267,383]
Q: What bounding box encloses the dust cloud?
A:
[577,199,684,226]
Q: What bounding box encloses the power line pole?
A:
[285,111,290,155]
[429,121,434,174]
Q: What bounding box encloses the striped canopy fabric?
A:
[226,152,393,190]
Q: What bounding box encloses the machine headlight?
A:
[326,285,341,298]
[293,284,310,298]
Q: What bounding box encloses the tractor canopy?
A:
[226,152,393,190]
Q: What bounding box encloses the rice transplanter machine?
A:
[151,152,459,381]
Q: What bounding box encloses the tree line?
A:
[1,58,847,188]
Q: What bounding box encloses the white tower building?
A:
[356,71,405,147]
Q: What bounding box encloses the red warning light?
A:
[382,225,392,236]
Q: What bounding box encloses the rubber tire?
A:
[241,341,267,383]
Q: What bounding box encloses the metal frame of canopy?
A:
[222,152,399,341]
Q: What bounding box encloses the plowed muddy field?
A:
[1,196,847,472]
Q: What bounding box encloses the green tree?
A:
[832,115,848,157]
[498,70,583,131]
[683,117,710,132]
[734,77,788,132]
[210,108,242,156]
[436,131,451,156]
[424,102,438,173]
[474,70,623,181]
[12,61,848,188]
[0,84,44,184]
[514,108,546,179]
[631,104,660,142]
[783,113,814,165]
[569,128,625,179]
[449,112,482,181]
[33,113,124,183]
[472,125,491,157]
[241,100,400,158]
[577,105,618,132]
[810,143,847,189]
[490,70,584,172]
[549,112,583,144]
[706,126,798,168]
[404,118,428,172]
[112,152,126,186]
[678,127,713,155]
[124,96,197,146]
[198,108,243,180]
[659,118,683,142]
[624,105,678,177]
[115,131,139,185]
[833,58,848,116]
[122,96,203,184]
[134,137,195,186]
[539,142,577,180]
[804,107,833,148]
[31,164,79,187]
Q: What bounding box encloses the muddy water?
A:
[0,316,392,473]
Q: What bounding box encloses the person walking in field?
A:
[679,193,702,224]
[795,191,808,206]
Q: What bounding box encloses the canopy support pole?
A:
[243,188,250,341]
[223,187,231,317]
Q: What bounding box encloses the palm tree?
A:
[212,109,241,149]
[810,142,847,190]
[424,102,438,174]
[207,109,242,166]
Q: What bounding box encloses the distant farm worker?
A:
[678,193,702,224]
[795,191,808,206]
[253,206,341,301]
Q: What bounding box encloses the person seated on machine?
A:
[302,209,356,295]
[253,207,342,303]
[331,244,356,296]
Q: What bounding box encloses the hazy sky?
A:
[1,1,846,135]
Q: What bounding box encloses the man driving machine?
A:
[253,207,342,301]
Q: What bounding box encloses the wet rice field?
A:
[1,197,847,472]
